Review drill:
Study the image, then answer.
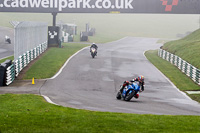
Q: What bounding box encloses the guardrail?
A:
[15,42,47,77]
[14,21,48,61]
[158,49,200,86]
[6,64,15,86]
[0,42,47,87]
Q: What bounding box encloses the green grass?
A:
[23,43,89,79]
[1,13,200,43]
[190,94,200,103]
[0,56,14,63]
[0,94,200,133]
[145,50,200,102]
[163,29,200,69]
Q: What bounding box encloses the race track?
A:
[0,27,14,59]
[40,37,200,115]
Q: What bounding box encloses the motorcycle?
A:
[116,81,141,101]
[5,36,11,44]
[90,47,97,58]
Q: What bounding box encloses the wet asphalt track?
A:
[40,37,200,115]
[0,27,14,59]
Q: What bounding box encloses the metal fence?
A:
[14,42,48,77]
[14,21,48,61]
[158,49,200,86]
[0,21,48,86]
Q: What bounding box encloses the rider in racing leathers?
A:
[5,35,11,43]
[119,76,145,98]
[90,43,98,55]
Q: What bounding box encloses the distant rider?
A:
[90,43,98,55]
[5,35,11,44]
[119,76,145,98]
[5,35,10,41]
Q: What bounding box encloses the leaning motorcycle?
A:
[5,38,11,44]
[90,47,97,58]
[116,81,141,101]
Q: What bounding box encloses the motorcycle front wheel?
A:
[91,52,95,58]
[116,92,121,99]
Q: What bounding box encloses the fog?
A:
[0,13,199,43]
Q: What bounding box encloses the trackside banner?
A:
[0,0,200,14]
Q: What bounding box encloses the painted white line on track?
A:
[0,55,13,60]
[42,39,128,104]
[48,37,128,80]
[41,95,59,106]
[49,46,90,80]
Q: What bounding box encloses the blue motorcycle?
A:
[116,81,141,101]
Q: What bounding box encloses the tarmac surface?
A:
[1,37,200,115]
[0,26,14,59]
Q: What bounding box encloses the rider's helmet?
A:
[138,75,144,83]
[91,43,96,48]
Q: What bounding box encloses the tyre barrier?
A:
[0,60,13,86]
[158,49,200,86]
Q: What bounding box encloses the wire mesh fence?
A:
[14,21,48,61]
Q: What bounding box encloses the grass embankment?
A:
[146,29,200,102]
[145,50,200,102]
[23,43,89,79]
[162,29,200,69]
[159,29,200,102]
[0,94,200,133]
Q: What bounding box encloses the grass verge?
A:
[0,56,14,63]
[0,94,200,133]
[145,50,200,103]
[23,43,89,79]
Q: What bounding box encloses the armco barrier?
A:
[6,64,15,85]
[15,42,47,78]
[158,49,200,85]
[0,21,48,86]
